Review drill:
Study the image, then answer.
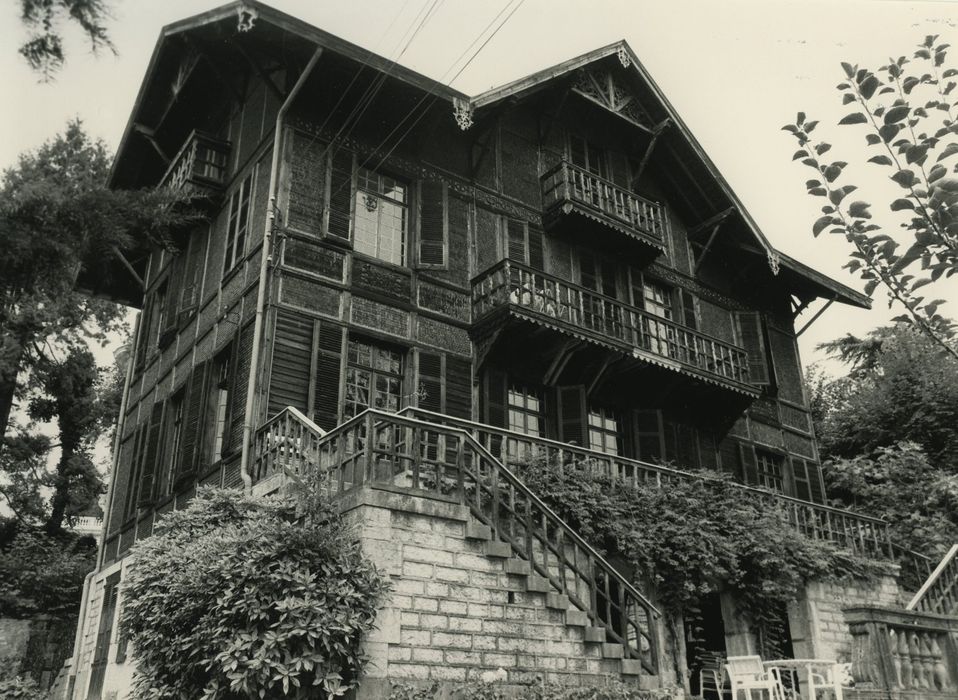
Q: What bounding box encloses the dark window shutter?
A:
[160,258,185,343]
[418,180,446,267]
[680,289,698,330]
[268,310,313,417]
[792,457,825,503]
[122,426,146,520]
[313,323,344,430]
[740,443,759,485]
[570,135,587,168]
[177,362,210,481]
[482,368,508,428]
[327,149,354,241]
[445,356,473,419]
[698,430,719,469]
[631,409,664,463]
[718,437,742,478]
[528,229,544,270]
[506,218,526,263]
[557,385,587,446]
[736,311,770,385]
[138,403,164,506]
[135,304,152,367]
[417,350,443,412]
[226,324,254,454]
[178,231,206,322]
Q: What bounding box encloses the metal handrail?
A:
[252,407,660,671]
[472,260,754,388]
[401,407,895,561]
[907,544,958,615]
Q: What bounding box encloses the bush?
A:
[122,486,389,699]
[390,678,675,700]
[0,674,49,700]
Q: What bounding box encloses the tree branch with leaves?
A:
[784,35,958,361]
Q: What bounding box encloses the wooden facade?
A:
[92,2,870,567]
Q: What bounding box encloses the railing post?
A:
[363,412,375,485]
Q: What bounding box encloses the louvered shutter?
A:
[528,229,544,270]
[312,323,344,430]
[417,350,443,412]
[736,311,770,385]
[178,231,205,323]
[718,437,742,478]
[680,289,698,330]
[138,403,164,506]
[327,150,354,241]
[792,457,826,503]
[506,219,526,263]
[177,362,209,481]
[226,325,254,454]
[122,426,146,520]
[740,443,759,485]
[482,369,508,428]
[557,385,587,446]
[631,409,664,463]
[268,310,313,417]
[569,135,587,168]
[418,180,446,267]
[445,356,473,419]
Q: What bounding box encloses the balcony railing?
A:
[472,260,753,391]
[160,130,230,194]
[253,407,660,673]
[401,408,896,562]
[541,161,665,247]
[908,544,958,617]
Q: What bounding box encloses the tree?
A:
[123,487,389,699]
[783,35,958,360]
[0,120,199,440]
[16,0,115,77]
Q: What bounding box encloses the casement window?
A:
[354,167,408,266]
[87,573,121,699]
[344,339,404,418]
[579,251,624,339]
[570,135,608,178]
[122,426,149,522]
[735,311,772,385]
[223,172,253,274]
[504,218,544,269]
[578,250,618,298]
[158,390,186,497]
[587,407,621,456]
[755,449,786,493]
[642,279,673,320]
[507,385,545,437]
[207,348,232,465]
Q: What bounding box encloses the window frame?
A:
[755,449,786,493]
[343,337,405,419]
[506,384,545,437]
[587,406,621,456]
[223,172,254,275]
[352,166,410,267]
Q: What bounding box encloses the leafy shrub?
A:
[122,485,389,699]
[0,674,49,700]
[517,455,885,658]
[389,678,674,700]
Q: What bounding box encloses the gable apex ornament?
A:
[453,97,474,130]
[617,46,632,68]
[572,67,651,129]
[767,250,781,276]
[237,5,258,32]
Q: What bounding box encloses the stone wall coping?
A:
[337,486,472,523]
[843,605,958,632]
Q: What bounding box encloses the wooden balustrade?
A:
[251,407,660,674]
[846,607,958,697]
[541,160,665,245]
[472,260,753,391]
[402,408,895,562]
[160,130,230,194]
[908,545,958,617]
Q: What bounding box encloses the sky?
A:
[2,0,957,376]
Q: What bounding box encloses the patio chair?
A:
[725,655,786,700]
[698,651,730,700]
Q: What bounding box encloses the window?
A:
[207,347,233,464]
[504,218,544,269]
[223,173,253,273]
[588,407,620,455]
[756,450,785,493]
[579,251,624,339]
[642,279,673,320]
[507,385,544,436]
[159,392,185,496]
[570,135,608,178]
[354,167,408,265]
[344,339,404,418]
[87,573,120,699]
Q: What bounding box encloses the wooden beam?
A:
[689,206,736,237]
[132,123,171,164]
[693,222,722,275]
[538,83,572,145]
[586,356,614,395]
[791,296,812,321]
[236,42,287,102]
[796,298,836,337]
[543,339,580,386]
[110,246,145,289]
[631,118,670,185]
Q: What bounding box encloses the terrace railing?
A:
[541,161,665,246]
[402,408,895,562]
[252,407,660,674]
[908,544,958,617]
[160,130,231,194]
[473,260,753,390]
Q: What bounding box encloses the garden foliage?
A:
[122,486,389,699]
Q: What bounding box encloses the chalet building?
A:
[60,3,958,699]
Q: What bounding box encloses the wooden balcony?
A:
[541,161,666,255]
[472,260,756,395]
[160,131,230,204]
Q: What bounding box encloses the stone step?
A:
[602,642,624,659]
[465,522,492,541]
[545,592,570,610]
[483,540,512,558]
[620,659,644,676]
[584,626,607,643]
[504,558,531,576]
[525,574,551,593]
[565,610,589,627]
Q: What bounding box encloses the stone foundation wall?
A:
[0,616,76,689]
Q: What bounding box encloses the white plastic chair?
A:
[726,655,786,700]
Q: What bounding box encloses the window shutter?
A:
[177,362,210,481]
[418,180,446,267]
[482,368,508,428]
[736,311,770,385]
[718,437,742,478]
[268,309,313,417]
[557,385,587,446]
[122,426,147,520]
[506,218,526,263]
[569,135,587,168]
[160,259,185,345]
[630,409,664,463]
[674,423,698,468]
[445,356,473,419]
[138,403,164,506]
[417,350,443,412]
[226,324,254,454]
[312,322,344,431]
[680,289,698,330]
[698,430,719,469]
[739,443,759,485]
[327,149,354,241]
[528,229,544,270]
[178,231,206,322]
[791,457,825,503]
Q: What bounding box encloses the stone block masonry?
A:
[339,488,645,695]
